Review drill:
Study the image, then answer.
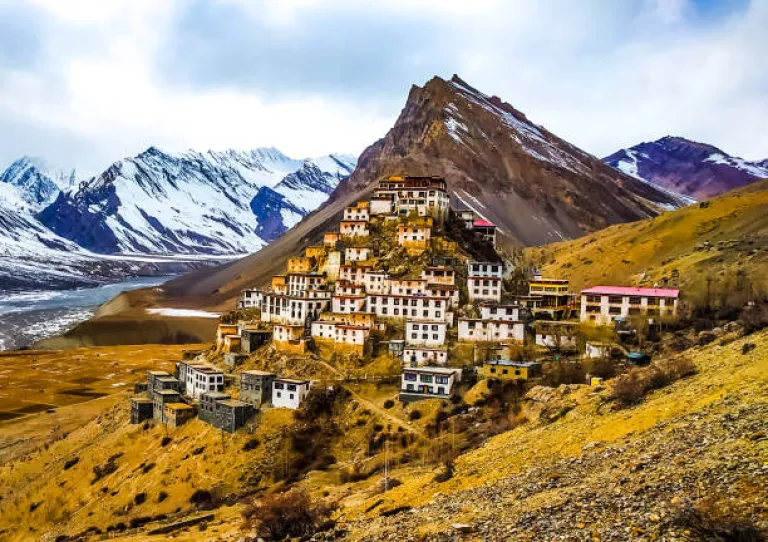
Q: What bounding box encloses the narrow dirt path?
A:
[313,358,421,436]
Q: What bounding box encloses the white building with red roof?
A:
[580,286,680,324]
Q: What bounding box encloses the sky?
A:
[0,0,766,173]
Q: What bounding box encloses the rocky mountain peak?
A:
[604,136,768,199]
[333,74,682,247]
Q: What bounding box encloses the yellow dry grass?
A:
[0,344,205,463]
[524,181,768,292]
[340,328,768,523]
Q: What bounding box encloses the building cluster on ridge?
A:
[133,174,682,430]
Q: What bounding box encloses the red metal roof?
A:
[473,219,495,228]
[581,286,680,297]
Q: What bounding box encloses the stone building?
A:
[198,392,254,433]
[130,397,153,424]
[240,370,277,407]
[163,403,196,428]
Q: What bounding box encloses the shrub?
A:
[134,493,147,505]
[92,455,120,484]
[243,438,260,451]
[63,457,79,470]
[383,399,395,409]
[157,491,168,503]
[739,302,768,335]
[612,371,645,406]
[189,489,216,510]
[160,436,172,447]
[141,462,155,474]
[408,410,422,421]
[241,488,337,540]
[433,461,454,483]
[656,356,696,381]
[674,504,764,541]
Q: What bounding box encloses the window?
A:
[404,373,417,381]
[629,296,641,305]
[290,394,294,400]
[276,391,282,398]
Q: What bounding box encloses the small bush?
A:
[241,488,337,541]
[141,462,155,474]
[63,457,79,470]
[92,455,120,484]
[134,493,147,505]
[612,371,645,406]
[243,438,260,451]
[433,461,454,483]
[190,489,217,510]
[157,491,168,503]
[383,399,395,409]
[191,446,205,455]
[674,504,765,541]
[408,410,422,421]
[160,436,172,447]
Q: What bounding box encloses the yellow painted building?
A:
[324,232,340,247]
[305,245,325,259]
[216,324,239,350]
[287,257,312,273]
[318,311,375,329]
[482,360,542,381]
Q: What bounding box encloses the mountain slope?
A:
[524,179,768,292]
[36,148,355,255]
[333,75,684,246]
[604,136,768,200]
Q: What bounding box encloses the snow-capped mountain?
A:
[38,147,355,255]
[603,137,768,200]
[0,156,81,209]
[250,160,348,242]
[0,147,355,290]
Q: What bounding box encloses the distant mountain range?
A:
[0,148,355,289]
[603,136,768,200]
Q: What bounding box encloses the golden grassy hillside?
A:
[524,180,768,293]
[1,326,765,540]
[338,329,767,540]
[0,345,204,464]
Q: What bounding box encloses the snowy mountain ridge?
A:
[603,136,768,200]
[0,146,356,289]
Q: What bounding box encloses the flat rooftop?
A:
[402,367,460,375]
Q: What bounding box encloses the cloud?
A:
[0,0,764,175]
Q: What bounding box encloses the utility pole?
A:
[384,438,389,492]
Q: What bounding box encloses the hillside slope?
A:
[524,180,768,293]
[1,325,764,540]
[340,330,767,541]
[604,136,768,200]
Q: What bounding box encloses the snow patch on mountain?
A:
[0,156,84,209]
[447,79,593,176]
[704,153,768,178]
[604,136,767,199]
